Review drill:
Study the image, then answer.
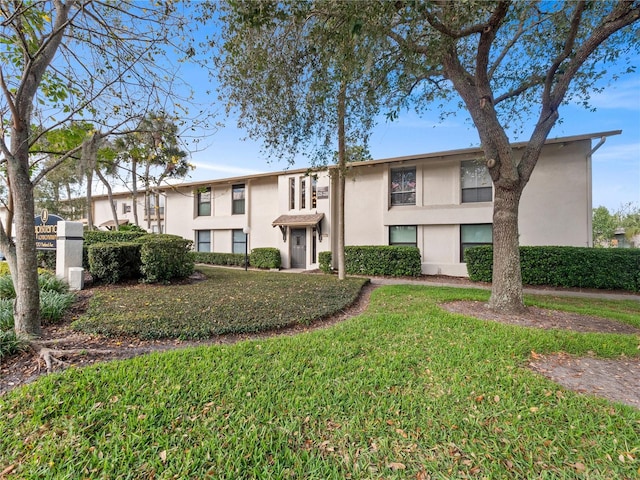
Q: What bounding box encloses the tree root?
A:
[28,341,114,373]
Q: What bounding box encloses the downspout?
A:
[586,136,607,247]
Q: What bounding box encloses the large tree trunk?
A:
[488,185,524,312]
[9,128,41,338]
[336,81,347,280]
[85,169,94,230]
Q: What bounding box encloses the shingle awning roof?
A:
[99,219,130,227]
[272,213,324,227]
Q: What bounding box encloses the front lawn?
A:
[1,284,639,478]
[73,267,368,339]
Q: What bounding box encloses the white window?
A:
[196,230,211,252]
[390,167,416,206]
[232,184,245,215]
[197,187,211,216]
[232,229,247,254]
[460,224,492,261]
[461,160,492,203]
[389,225,417,247]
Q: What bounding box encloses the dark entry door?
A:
[290,228,306,268]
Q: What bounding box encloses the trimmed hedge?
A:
[319,251,332,274]
[320,246,422,277]
[465,245,640,292]
[193,252,247,267]
[250,248,281,269]
[83,230,146,268]
[138,234,195,283]
[88,242,141,284]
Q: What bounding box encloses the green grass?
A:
[1,284,639,478]
[72,267,368,339]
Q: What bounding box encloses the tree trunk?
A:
[488,184,525,313]
[155,191,162,233]
[131,158,140,226]
[9,129,41,337]
[85,169,94,230]
[336,81,347,280]
[96,169,120,230]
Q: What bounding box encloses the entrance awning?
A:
[272,213,324,227]
[272,213,324,241]
[99,219,130,229]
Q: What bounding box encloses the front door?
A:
[290,228,306,268]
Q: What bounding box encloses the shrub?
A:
[138,234,194,283]
[40,291,76,324]
[0,275,15,299]
[249,248,281,269]
[38,273,70,294]
[88,242,141,284]
[319,246,422,277]
[193,252,246,267]
[0,263,9,276]
[37,250,56,270]
[83,230,146,268]
[465,245,640,291]
[319,251,332,274]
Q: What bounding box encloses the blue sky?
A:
[181,59,639,213]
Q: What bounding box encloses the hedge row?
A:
[465,245,640,291]
[88,234,194,284]
[193,252,247,267]
[83,230,147,269]
[193,248,282,270]
[320,246,422,277]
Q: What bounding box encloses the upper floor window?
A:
[197,187,211,216]
[289,178,295,210]
[461,160,492,203]
[311,177,318,209]
[232,184,245,215]
[390,167,416,206]
[389,225,417,247]
[460,223,492,262]
[300,178,306,209]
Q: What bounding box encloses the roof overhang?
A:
[272,213,325,241]
[272,213,324,227]
[99,219,130,228]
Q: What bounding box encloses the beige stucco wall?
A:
[89,134,595,277]
[519,140,592,247]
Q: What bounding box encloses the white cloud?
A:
[592,142,640,164]
[585,78,640,110]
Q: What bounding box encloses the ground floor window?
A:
[196,230,211,252]
[389,225,417,247]
[460,224,492,261]
[232,229,247,255]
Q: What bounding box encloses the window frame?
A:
[300,178,306,209]
[232,229,247,255]
[311,177,318,209]
[460,223,493,262]
[389,225,418,247]
[232,184,245,215]
[390,167,417,206]
[461,160,493,203]
[197,187,212,216]
[196,230,211,252]
[289,178,295,210]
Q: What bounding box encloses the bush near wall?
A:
[193,252,247,267]
[138,234,195,283]
[249,248,281,269]
[88,242,142,284]
[83,230,146,268]
[320,246,422,277]
[465,245,640,292]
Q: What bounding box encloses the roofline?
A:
[91,130,621,201]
